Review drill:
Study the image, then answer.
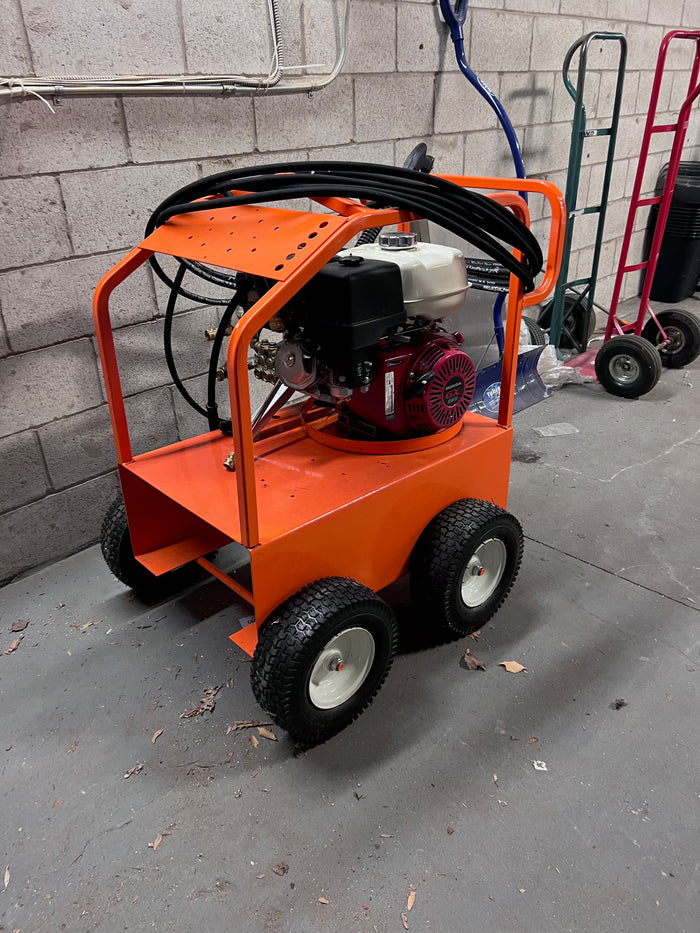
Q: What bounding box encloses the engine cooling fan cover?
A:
[405,338,477,432]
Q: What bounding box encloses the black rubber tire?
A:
[522,316,548,347]
[537,293,596,351]
[250,578,397,746]
[641,309,700,369]
[100,494,162,593]
[409,499,524,637]
[594,334,663,398]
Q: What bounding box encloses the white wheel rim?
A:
[610,353,641,385]
[308,627,376,710]
[460,538,507,607]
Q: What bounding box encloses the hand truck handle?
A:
[563,32,627,103]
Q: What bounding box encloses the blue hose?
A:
[439,0,527,354]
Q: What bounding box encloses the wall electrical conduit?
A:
[0,0,349,105]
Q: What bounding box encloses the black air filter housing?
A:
[285,255,406,359]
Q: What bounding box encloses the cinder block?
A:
[0,98,128,177]
[123,96,255,164]
[0,176,71,271]
[530,17,584,72]
[111,306,220,396]
[0,473,119,583]
[0,251,157,354]
[682,0,699,27]
[255,76,353,151]
[594,69,640,121]
[588,158,629,208]
[607,1,651,23]
[624,23,665,73]
[647,0,684,26]
[315,0,396,75]
[183,0,276,73]
[609,114,645,160]
[435,72,502,134]
[39,386,178,488]
[0,338,103,438]
[60,162,196,255]
[0,431,49,511]
[355,74,433,142]
[463,127,516,177]
[504,0,557,12]
[523,122,576,175]
[469,11,532,74]
[398,3,450,73]
[500,71,553,128]
[0,1,31,75]
[23,0,185,75]
[402,134,464,175]
[559,0,607,13]
[310,141,395,164]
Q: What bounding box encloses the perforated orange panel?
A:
[141,203,347,280]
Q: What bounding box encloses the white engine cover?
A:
[338,240,468,321]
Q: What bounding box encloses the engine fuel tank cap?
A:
[378,231,418,250]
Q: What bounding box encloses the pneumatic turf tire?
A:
[594,334,662,398]
[641,309,700,368]
[100,494,161,594]
[250,578,397,746]
[410,499,524,637]
[522,316,548,347]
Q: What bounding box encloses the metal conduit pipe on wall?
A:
[0,0,349,103]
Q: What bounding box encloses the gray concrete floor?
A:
[1,310,698,933]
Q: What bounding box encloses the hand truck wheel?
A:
[250,578,397,746]
[537,292,596,351]
[409,498,524,637]
[594,334,662,398]
[641,309,700,369]
[522,316,548,347]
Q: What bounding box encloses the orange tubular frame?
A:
[93,175,565,655]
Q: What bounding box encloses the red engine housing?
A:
[342,330,476,438]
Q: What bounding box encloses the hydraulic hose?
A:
[147,162,542,290]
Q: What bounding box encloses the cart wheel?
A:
[410,499,523,637]
[522,316,548,347]
[250,578,397,746]
[594,334,662,398]
[100,494,162,593]
[641,309,700,369]
[538,293,595,350]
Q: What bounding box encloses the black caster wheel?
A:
[641,309,700,369]
[594,334,663,398]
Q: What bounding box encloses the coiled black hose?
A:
[147,161,542,292]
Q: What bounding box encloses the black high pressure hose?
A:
[151,161,544,423]
[147,161,543,292]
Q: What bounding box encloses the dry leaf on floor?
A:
[271,862,289,876]
[250,734,259,748]
[52,798,60,808]
[362,902,369,910]
[149,833,163,851]
[407,890,416,911]
[446,826,455,835]
[124,764,143,779]
[528,737,539,744]
[463,649,486,671]
[401,912,409,930]
[468,629,481,641]
[181,685,223,719]
[67,741,78,754]
[318,897,329,904]
[380,834,393,838]
[500,661,526,674]
[151,729,163,744]
[3,866,8,891]
[4,639,22,655]
[519,888,526,894]
[256,873,265,879]
[11,620,29,633]
[257,727,277,742]
[666,694,673,702]
[226,720,273,734]
[493,774,498,784]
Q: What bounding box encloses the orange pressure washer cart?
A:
[94,175,564,745]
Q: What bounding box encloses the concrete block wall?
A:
[0,0,698,581]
